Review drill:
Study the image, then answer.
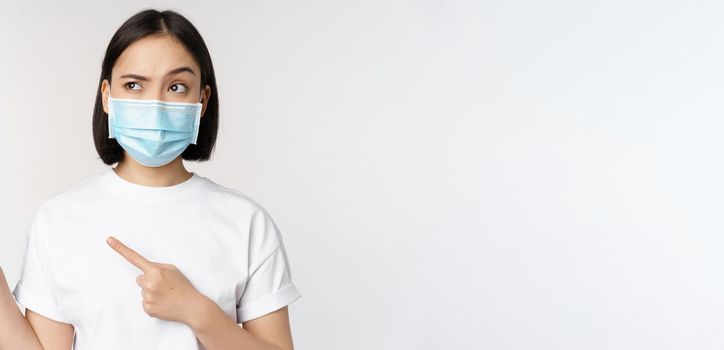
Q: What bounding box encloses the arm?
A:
[107,237,296,350]
[0,267,74,350]
[188,295,294,350]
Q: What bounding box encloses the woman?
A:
[0,9,301,350]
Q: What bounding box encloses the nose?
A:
[148,90,164,101]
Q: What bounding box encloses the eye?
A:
[169,83,187,93]
[124,82,142,90]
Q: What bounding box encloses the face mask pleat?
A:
[111,108,197,132]
[116,135,193,158]
[113,128,193,142]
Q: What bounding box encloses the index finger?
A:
[106,236,153,272]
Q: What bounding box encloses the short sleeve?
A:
[12,208,70,324]
[236,207,301,323]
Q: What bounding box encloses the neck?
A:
[113,156,193,187]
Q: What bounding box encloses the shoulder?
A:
[32,171,106,223]
[195,175,276,218]
[195,176,285,248]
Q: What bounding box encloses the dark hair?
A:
[92,9,219,165]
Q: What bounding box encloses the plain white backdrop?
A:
[2,0,723,349]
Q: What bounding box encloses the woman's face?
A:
[101,34,211,117]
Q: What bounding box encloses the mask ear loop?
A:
[107,85,115,139]
[191,90,204,145]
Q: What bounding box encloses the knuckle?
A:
[142,301,156,317]
[157,268,171,278]
[146,281,159,290]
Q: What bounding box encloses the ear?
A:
[101,79,110,114]
[200,84,211,118]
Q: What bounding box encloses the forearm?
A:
[186,296,280,350]
[0,268,43,350]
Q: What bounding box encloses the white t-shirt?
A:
[12,167,302,349]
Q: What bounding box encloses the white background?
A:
[2,0,723,349]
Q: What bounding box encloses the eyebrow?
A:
[119,66,196,81]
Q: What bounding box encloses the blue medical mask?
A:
[107,89,203,167]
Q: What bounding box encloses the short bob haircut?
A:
[92,9,219,165]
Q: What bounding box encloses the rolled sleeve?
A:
[12,209,70,324]
[236,207,301,323]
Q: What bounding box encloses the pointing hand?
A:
[106,236,208,325]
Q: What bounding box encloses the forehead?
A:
[113,35,199,78]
